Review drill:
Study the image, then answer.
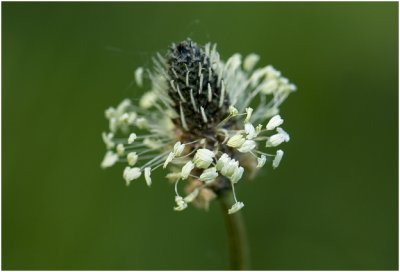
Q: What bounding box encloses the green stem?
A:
[219,192,250,270]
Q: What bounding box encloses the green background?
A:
[3,2,398,270]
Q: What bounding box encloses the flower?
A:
[101,39,295,214]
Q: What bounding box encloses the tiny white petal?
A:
[244,123,257,139]
[266,115,284,130]
[135,67,144,87]
[227,134,246,148]
[193,149,215,169]
[116,144,125,156]
[181,161,195,179]
[101,151,118,169]
[128,133,137,144]
[228,202,244,214]
[127,152,138,166]
[163,152,175,169]
[257,155,267,168]
[199,167,218,184]
[237,140,256,153]
[244,107,253,123]
[230,166,244,183]
[243,53,260,71]
[144,167,152,186]
[273,150,284,169]
[123,167,141,186]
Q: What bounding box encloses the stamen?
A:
[180,103,189,130]
[208,67,212,81]
[200,106,208,123]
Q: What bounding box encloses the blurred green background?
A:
[3,2,398,270]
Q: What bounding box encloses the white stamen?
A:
[173,141,185,156]
[199,167,218,184]
[244,123,257,139]
[181,161,195,179]
[237,140,256,153]
[244,107,253,123]
[193,149,215,169]
[134,67,144,87]
[144,167,152,186]
[227,134,246,148]
[272,150,284,169]
[128,133,137,144]
[123,167,141,186]
[243,53,260,71]
[102,132,115,149]
[127,152,138,166]
[101,151,118,169]
[171,68,178,78]
[174,196,187,211]
[230,166,244,183]
[266,115,284,130]
[277,127,290,142]
[116,144,125,156]
[229,105,238,116]
[163,152,175,169]
[266,133,286,147]
[136,117,148,129]
[228,202,244,214]
[257,155,266,168]
[208,67,212,81]
[186,71,190,87]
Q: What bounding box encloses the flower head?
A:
[101,39,296,214]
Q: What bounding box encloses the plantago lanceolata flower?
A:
[101,39,296,214]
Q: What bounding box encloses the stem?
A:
[219,192,250,270]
